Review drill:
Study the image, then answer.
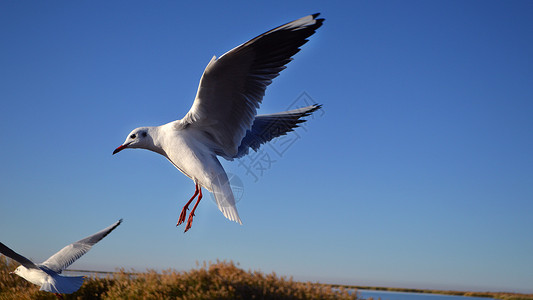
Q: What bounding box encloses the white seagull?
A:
[1,219,122,297]
[113,14,324,232]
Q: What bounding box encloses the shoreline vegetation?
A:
[1,256,532,300]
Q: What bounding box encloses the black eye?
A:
[141,131,147,137]
[130,134,136,139]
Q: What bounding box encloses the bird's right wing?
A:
[0,242,38,269]
[41,219,122,273]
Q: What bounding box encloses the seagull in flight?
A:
[113,14,324,232]
[1,219,122,297]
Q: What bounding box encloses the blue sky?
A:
[1,0,532,294]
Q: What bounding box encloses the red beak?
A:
[113,144,129,155]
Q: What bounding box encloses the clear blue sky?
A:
[1,0,532,294]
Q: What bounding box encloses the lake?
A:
[358,290,495,300]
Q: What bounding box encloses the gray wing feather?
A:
[40,219,122,273]
[179,14,324,158]
[0,242,38,269]
[234,104,321,159]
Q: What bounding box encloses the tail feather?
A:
[210,171,243,225]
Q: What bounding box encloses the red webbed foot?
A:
[176,183,200,227]
[184,186,202,233]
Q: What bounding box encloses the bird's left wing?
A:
[235,104,321,158]
[0,242,38,269]
[177,14,324,158]
[41,219,122,273]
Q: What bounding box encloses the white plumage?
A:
[113,14,324,232]
[1,219,122,295]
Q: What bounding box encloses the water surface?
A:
[358,290,494,300]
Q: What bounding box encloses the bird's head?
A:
[113,127,151,155]
[10,265,26,277]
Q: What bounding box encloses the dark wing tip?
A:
[0,241,37,269]
[100,219,123,240]
[113,219,123,230]
[310,13,325,27]
[303,104,323,116]
[312,103,323,110]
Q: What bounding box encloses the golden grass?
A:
[3,254,533,300]
[0,256,357,299]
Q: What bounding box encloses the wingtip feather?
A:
[220,205,243,225]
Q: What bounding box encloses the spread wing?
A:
[235,104,321,158]
[177,14,324,158]
[40,219,122,273]
[0,242,38,269]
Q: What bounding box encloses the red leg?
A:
[184,186,202,232]
[54,293,63,299]
[177,183,199,226]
